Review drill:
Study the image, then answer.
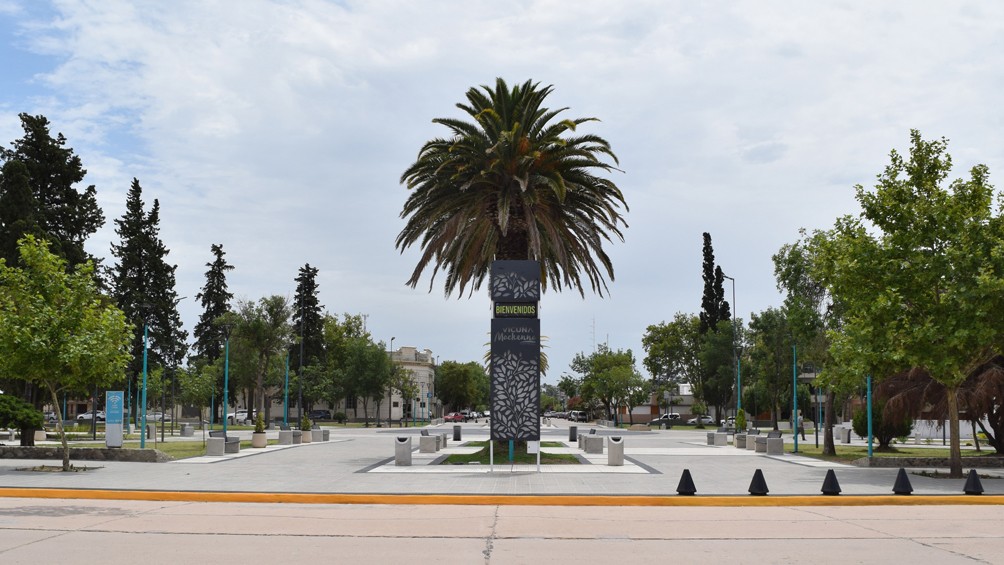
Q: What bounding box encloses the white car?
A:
[686,415,715,425]
[77,411,106,422]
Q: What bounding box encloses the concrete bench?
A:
[583,435,604,454]
[735,434,747,449]
[755,430,783,453]
[746,430,761,451]
[179,424,194,437]
[766,437,785,455]
[707,432,728,446]
[419,435,439,453]
[208,430,240,454]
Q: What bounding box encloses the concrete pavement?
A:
[3,422,1004,563]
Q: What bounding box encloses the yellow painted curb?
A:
[0,488,1002,506]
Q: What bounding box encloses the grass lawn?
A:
[440,441,579,465]
[790,444,1001,464]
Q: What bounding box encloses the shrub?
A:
[852,400,912,449]
[735,408,747,431]
[300,415,312,431]
[333,412,347,424]
[254,412,265,433]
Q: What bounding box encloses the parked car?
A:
[721,417,736,427]
[444,412,464,422]
[648,413,681,427]
[147,411,172,422]
[569,410,589,422]
[687,415,716,425]
[77,410,105,422]
[227,410,249,423]
[309,410,332,420]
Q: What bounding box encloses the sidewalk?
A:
[3,424,1003,500]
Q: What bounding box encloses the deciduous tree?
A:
[0,236,131,470]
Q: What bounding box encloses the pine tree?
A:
[292,264,324,366]
[0,113,104,269]
[110,179,188,394]
[193,243,234,364]
[0,160,41,266]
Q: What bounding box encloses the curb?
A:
[1,488,1003,506]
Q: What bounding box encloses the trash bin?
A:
[146,424,156,440]
[292,430,302,444]
[395,436,412,466]
[569,425,578,442]
[453,425,462,441]
[608,436,624,466]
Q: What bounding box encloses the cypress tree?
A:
[110,179,188,395]
[699,232,731,334]
[0,113,104,269]
[292,263,324,365]
[193,243,234,364]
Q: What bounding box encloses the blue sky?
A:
[2,1,1003,383]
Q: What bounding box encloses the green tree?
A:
[572,345,641,422]
[697,327,735,422]
[177,363,214,440]
[341,336,392,427]
[0,160,42,267]
[773,234,843,454]
[110,178,188,408]
[193,243,234,364]
[0,394,43,431]
[813,130,1004,477]
[696,232,733,418]
[0,236,131,470]
[227,296,295,422]
[292,263,324,371]
[436,361,484,412]
[0,114,105,270]
[398,78,628,297]
[642,312,702,388]
[851,399,913,450]
[699,232,731,335]
[747,307,794,429]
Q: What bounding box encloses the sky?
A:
[1,1,1003,385]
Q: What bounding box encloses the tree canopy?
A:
[0,236,131,469]
[811,130,1004,477]
[0,113,104,270]
[398,78,628,297]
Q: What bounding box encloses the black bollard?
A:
[893,468,913,495]
[453,425,462,442]
[748,469,769,496]
[964,469,984,495]
[569,426,577,442]
[821,469,842,496]
[676,469,697,496]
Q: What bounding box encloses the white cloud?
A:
[3,0,1004,380]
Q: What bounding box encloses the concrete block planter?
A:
[311,429,323,442]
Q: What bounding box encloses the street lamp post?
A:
[298,297,304,426]
[723,274,741,417]
[222,325,232,436]
[140,320,149,449]
[389,337,395,427]
[284,350,290,427]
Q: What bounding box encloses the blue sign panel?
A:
[106,391,124,425]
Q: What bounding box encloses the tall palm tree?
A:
[397,78,628,297]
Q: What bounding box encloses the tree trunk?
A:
[946,386,963,478]
[823,389,836,456]
[47,385,70,472]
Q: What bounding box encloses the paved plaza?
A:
[1,422,1003,563]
